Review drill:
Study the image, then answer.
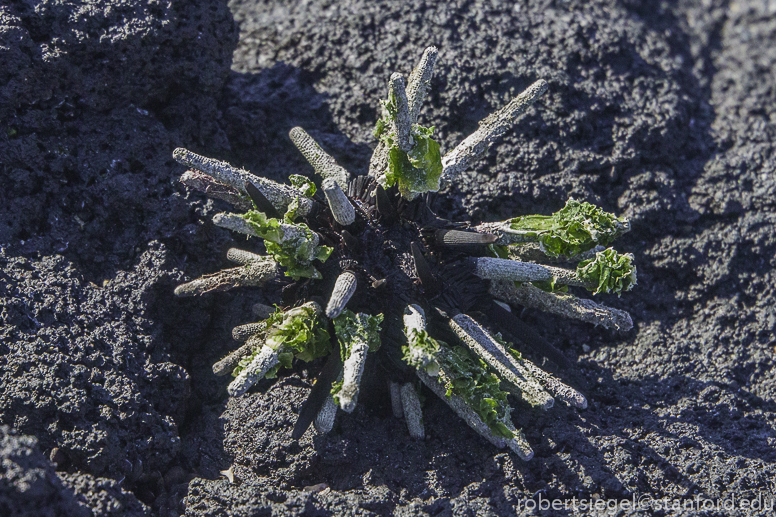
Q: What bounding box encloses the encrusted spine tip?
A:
[400,383,425,440]
[416,368,533,461]
[314,395,337,434]
[474,257,585,288]
[389,73,413,152]
[325,271,358,319]
[231,322,266,342]
[407,46,438,122]
[490,280,633,332]
[339,341,369,412]
[322,178,356,226]
[289,126,350,189]
[450,313,554,410]
[441,78,548,183]
[174,253,279,297]
[227,345,280,397]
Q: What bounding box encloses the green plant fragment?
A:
[333,310,383,361]
[331,310,383,401]
[375,94,442,197]
[331,378,344,405]
[266,305,331,361]
[384,126,442,197]
[402,329,442,375]
[242,209,332,280]
[437,346,515,439]
[488,244,510,259]
[265,352,294,379]
[232,306,330,378]
[492,332,522,362]
[530,279,569,293]
[509,199,628,258]
[231,348,259,378]
[289,175,316,197]
[576,248,637,296]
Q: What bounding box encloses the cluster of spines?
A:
[172,46,636,460]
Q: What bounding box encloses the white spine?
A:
[441,79,548,183]
[400,383,425,439]
[489,280,633,331]
[338,341,369,412]
[389,73,413,152]
[474,257,586,287]
[227,345,280,397]
[450,314,553,409]
[314,395,337,434]
[416,368,533,460]
[406,46,438,123]
[402,304,440,376]
[520,360,588,409]
[289,127,350,189]
[173,148,312,215]
[325,271,357,319]
[322,178,356,226]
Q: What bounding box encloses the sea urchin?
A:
[172,47,635,460]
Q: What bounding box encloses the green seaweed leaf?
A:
[437,346,514,439]
[333,310,383,361]
[509,199,629,258]
[402,329,442,375]
[331,378,344,405]
[243,209,331,280]
[231,348,258,378]
[375,93,442,198]
[384,125,442,197]
[576,248,637,296]
[289,175,316,197]
[266,305,331,361]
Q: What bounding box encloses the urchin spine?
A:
[416,368,533,460]
[441,79,548,183]
[400,383,424,439]
[473,257,588,288]
[180,170,250,210]
[449,314,553,409]
[252,303,275,319]
[403,304,440,376]
[174,250,279,297]
[231,322,266,342]
[338,340,369,412]
[406,46,438,122]
[314,395,338,434]
[213,340,255,377]
[389,73,413,152]
[289,127,350,189]
[325,271,357,319]
[228,344,280,397]
[322,178,356,226]
[520,361,588,409]
[174,147,313,215]
[489,280,633,331]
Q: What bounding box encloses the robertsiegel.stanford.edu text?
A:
[519,492,774,513]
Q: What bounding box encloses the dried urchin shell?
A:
[173,47,635,460]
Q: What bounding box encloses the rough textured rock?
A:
[1,0,775,515]
[0,425,88,517]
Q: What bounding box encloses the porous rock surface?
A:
[1,0,775,515]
